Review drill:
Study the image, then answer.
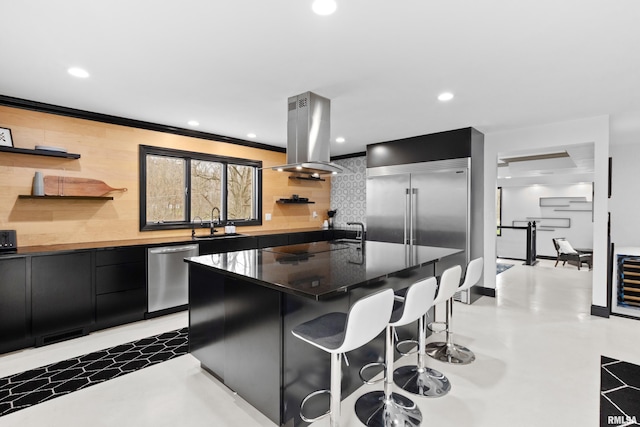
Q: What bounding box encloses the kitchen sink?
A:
[330,238,363,245]
[192,233,246,240]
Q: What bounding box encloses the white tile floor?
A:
[1,259,639,427]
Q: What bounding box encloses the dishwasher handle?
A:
[148,244,199,255]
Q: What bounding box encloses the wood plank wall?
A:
[0,106,330,247]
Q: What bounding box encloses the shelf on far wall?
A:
[276,199,315,204]
[18,195,113,201]
[288,175,326,182]
[0,146,81,159]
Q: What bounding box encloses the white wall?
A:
[609,143,640,246]
[498,184,594,259]
[484,116,610,308]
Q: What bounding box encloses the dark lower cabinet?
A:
[31,251,93,346]
[0,257,31,353]
[96,288,146,329]
[257,234,289,248]
[198,236,257,255]
[95,246,146,330]
[189,264,282,424]
[1,231,340,355]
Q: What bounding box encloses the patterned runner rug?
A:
[601,356,640,426]
[496,262,514,274]
[0,328,188,417]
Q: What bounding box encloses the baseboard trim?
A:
[590,305,610,318]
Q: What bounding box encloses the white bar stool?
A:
[392,272,454,398]
[292,288,394,427]
[354,278,440,426]
[426,258,483,365]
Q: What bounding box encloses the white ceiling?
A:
[2,0,640,157]
[497,143,594,186]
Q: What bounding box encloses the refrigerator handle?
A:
[404,188,410,245]
[411,188,417,246]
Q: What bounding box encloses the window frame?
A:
[139,145,262,231]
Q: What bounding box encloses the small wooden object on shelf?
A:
[44,176,127,197]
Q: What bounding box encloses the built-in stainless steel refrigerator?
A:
[366,158,473,301]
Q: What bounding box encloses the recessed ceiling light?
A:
[296,166,303,170]
[67,67,90,78]
[505,176,512,179]
[438,92,454,102]
[247,133,257,138]
[336,137,345,143]
[187,120,199,127]
[312,0,337,15]
[276,168,284,172]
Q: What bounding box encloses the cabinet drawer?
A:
[96,288,146,330]
[289,230,328,244]
[96,246,145,266]
[96,262,145,294]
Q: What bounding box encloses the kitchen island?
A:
[186,240,460,427]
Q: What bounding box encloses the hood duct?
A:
[271,91,348,176]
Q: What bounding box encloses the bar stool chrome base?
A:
[355,391,422,427]
[393,365,451,397]
[425,341,476,365]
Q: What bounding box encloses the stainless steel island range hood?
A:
[271,91,348,176]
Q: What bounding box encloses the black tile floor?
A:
[0,328,188,418]
[601,356,640,426]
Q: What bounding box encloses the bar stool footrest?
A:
[299,389,331,423]
[359,361,385,385]
[396,339,419,356]
[427,320,447,334]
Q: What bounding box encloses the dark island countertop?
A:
[185,240,461,300]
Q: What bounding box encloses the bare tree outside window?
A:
[146,155,186,223]
[191,160,223,221]
[228,164,254,220]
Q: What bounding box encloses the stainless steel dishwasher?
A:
[147,244,199,314]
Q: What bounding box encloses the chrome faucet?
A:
[346,222,365,245]
[192,216,203,238]
[211,207,221,235]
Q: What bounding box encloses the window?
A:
[140,145,262,230]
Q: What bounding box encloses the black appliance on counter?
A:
[0,230,17,253]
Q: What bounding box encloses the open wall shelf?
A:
[288,176,326,182]
[0,146,81,159]
[276,199,315,204]
[18,195,113,200]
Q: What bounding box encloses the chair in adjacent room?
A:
[291,288,394,427]
[391,271,456,398]
[425,258,483,365]
[552,237,592,270]
[354,276,445,426]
